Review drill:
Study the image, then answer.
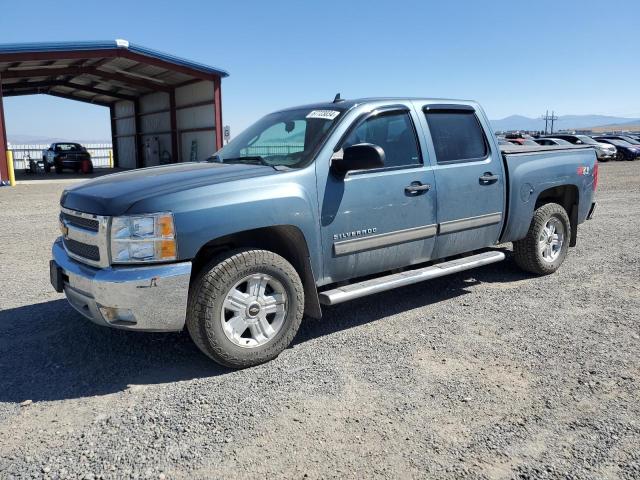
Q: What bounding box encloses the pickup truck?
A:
[43,142,93,174]
[51,97,598,368]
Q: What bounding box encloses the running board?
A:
[318,251,506,306]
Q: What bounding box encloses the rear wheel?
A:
[187,249,305,368]
[513,203,571,275]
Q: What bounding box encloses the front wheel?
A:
[513,203,571,275]
[187,249,305,368]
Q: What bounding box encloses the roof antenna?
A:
[333,93,342,103]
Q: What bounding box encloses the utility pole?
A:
[541,110,559,135]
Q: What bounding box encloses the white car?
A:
[544,135,616,162]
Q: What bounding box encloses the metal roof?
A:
[0,39,228,107]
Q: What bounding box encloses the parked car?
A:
[508,139,539,146]
[51,97,597,368]
[534,138,573,146]
[43,143,93,174]
[592,138,640,161]
[544,134,616,162]
[593,135,640,146]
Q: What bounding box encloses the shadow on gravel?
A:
[0,257,532,403]
[0,300,229,403]
[295,255,534,345]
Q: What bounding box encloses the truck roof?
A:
[275,97,478,113]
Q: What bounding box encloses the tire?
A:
[44,162,51,173]
[513,203,571,275]
[187,249,305,368]
[55,165,63,174]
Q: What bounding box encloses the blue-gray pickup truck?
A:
[51,97,598,368]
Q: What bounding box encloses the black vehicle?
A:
[593,135,640,146]
[593,138,640,161]
[43,143,93,174]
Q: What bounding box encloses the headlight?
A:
[110,212,177,263]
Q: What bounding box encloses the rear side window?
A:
[424,110,488,163]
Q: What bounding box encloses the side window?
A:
[424,110,488,163]
[343,111,421,168]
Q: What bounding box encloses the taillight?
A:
[592,162,598,191]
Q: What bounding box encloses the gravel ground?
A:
[0,162,638,479]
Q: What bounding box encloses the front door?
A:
[419,104,505,259]
[319,105,437,284]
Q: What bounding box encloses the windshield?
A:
[210,107,346,169]
[602,139,633,147]
[576,136,598,145]
[56,143,82,151]
[620,136,640,145]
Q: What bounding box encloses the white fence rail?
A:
[8,143,113,170]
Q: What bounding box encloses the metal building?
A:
[0,40,228,182]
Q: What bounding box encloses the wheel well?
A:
[191,226,322,319]
[535,185,579,247]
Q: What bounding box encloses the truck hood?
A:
[61,162,278,215]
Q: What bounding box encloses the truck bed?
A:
[499,144,597,244]
[500,144,594,155]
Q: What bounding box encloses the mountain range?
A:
[7,134,111,145]
[490,115,640,132]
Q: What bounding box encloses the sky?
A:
[1,0,639,141]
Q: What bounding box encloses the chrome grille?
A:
[63,237,100,261]
[60,207,110,267]
[60,212,99,232]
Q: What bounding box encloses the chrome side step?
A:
[318,250,506,306]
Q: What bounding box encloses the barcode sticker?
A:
[306,110,341,120]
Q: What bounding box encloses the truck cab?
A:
[52,97,597,368]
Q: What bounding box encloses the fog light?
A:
[99,307,136,324]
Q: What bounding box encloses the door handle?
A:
[479,172,499,184]
[405,182,431,194]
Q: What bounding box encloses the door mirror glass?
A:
[331,143,385,175]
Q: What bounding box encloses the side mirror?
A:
[331,143,385,175]
[576,140,583,144]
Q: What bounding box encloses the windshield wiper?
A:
[220,156,271,167]
[211,155,291,171]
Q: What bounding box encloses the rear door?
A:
[417,103,505,259]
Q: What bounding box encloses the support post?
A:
[134,99,143,168]
[109,104,119,168]
[213,77,223,150]
[0,75,9,182]
[169,89,179,162]
[6,150,15,186]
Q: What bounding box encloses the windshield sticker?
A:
[306,110,341,120]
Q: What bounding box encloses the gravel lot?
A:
[0,162,638,479]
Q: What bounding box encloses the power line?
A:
[540,110,559,134]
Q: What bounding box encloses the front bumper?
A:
[51,237,191,332]
[596,151,616,160]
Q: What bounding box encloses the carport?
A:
[0,39,228,183]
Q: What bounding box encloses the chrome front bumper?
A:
[51,237,191,332]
